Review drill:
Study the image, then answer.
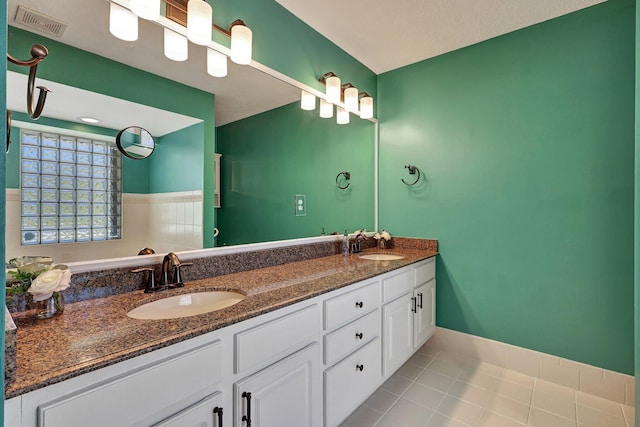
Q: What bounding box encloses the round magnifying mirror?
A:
[116,126,155,159]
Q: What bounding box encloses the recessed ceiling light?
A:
[78,116,100,124]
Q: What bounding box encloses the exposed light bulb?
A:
[130,0,160,20]
[300,91,316,111]
[319,98,333,118]
[326,75,341,104]
[109,2,138,42]
[164,28,188,61]
[207,49,228,77]
[359,95,374,119]
[231,23,253,65]
[344,87,358,112]
[336,106,350,125]
[187,0,213,45]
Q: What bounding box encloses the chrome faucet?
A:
[350,230,368,253]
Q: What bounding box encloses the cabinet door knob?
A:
[213,406,223,426]
[356,364,364,372]
[355,332,363,340]
[241,392,252,426]
[355,301,364,308]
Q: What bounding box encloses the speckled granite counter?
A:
[6,242,437,399]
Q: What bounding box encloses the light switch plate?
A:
[295,194,306,216]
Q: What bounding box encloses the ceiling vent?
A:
[14,5,68,37]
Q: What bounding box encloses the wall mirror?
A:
[5,0,376,264]
[116,126,155,160]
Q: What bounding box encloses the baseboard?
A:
[428,327,634,406]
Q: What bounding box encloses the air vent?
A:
[14,5,67,37]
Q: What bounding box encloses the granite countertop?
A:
[6,246,437,399]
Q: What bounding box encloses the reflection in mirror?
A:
[116,126,155,159]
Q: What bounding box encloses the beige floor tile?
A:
[429,357,465,378]
[528,407,577,427]
[535,379,575,400]
[403,382,446,410]
[448,380,492,407]
[476,410,525,427]
[484,393,530,425]
[576,405,626,427]
[378,398,433,427]
[493,379,533,404]
[397,361,427,381]
[416,369,456,393]
[457,370,499,391]
[622,405,635,427]
[576,391,624,419]
[409,352,435,369]
[435,395,483,426]
[381,374,414,396]
[426,412,471,427]
[366,389,401,414]
[342,404,384,427]
[494,369,535,389]
[532,382,576,420]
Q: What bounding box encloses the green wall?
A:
[378,0,635,374]
[635,0,639,418]
[151,123,204,193]
[1,0,7,421]
[216,102,374,245]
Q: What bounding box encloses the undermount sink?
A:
[127,291,245,320]
[358,253,405,261]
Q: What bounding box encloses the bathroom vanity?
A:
[5,240,436,427]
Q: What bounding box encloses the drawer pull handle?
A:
[355,332,363,340]
[418,292,423,309]
[213,406,223,426]
[355,301,364,308]
[241,392,252,426]
[411,296,417,313]
[356,364,364,372]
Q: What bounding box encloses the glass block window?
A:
[20,130,122,245]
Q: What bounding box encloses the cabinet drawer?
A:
[415,258,436,286]
[324,309,380,366]
[324,281,380,330]
[324,338,382,427]
[153,391,223,427]
[235,304,320,374]
[38,340,222,427]
[381,268,413,303]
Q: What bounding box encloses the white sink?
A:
[127,291,245,320]
[358,253,405,261]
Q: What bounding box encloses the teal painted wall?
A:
[1,0,7,421]
[6,112,151,193]
[150,123,204,193]
[216,102,375,245]
[378,0,635,374]
[8,27,216,245]
[635,0,639,419]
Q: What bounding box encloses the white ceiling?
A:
[275,0,607,74]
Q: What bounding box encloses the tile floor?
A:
[341,344,635,427]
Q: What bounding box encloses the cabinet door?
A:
[382,293,414,376]
[234,343,321,427]
[414,280,435,349]
[154,392,224,427]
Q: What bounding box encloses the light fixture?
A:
[78,116,100,124]
[301,90,316,111]
[187,0,213,45]
[359,92,374,119]
[319,72,341,104]
[343,85,359,112]
[130,0,160,20]
[164,28,188,61]
[230,20,253,65]
[109,2,138,41]
[207,48,228,77]
[319,98,333,118]
[336,106,349,125]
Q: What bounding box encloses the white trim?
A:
[429,327,635,405]
[12,120,116,142]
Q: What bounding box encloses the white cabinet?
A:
[382,258,436,376]
[154,392,224,427]
[234,343,321,427]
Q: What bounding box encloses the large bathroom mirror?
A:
[5,0,375,263]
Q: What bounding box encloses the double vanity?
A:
[5,238,437,427]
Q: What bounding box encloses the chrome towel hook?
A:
[336,171,351,189]
[401,164,421,186]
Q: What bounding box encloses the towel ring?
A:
[401,165,421,186]
[336,171,351,189]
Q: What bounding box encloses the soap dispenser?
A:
[342,229,350,256]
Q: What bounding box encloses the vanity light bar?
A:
[312,72,375,122]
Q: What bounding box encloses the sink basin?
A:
[127,291,245,320]
[358,253,405,261]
